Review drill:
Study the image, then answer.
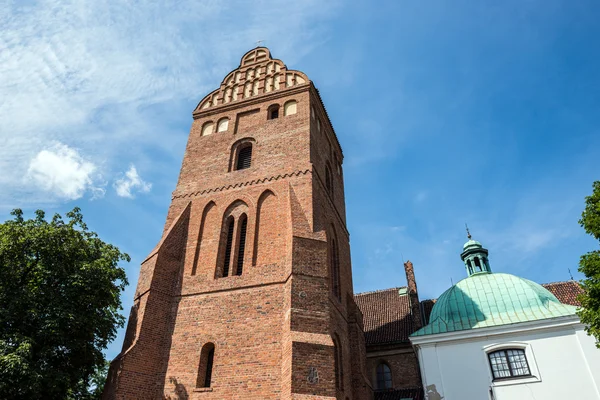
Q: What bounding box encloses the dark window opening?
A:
[196,343,215,388]
[222,217,235,277]
[204,347,214,387]
[268,106,279,120]
[331,239,341,300]
[236,146,252,170]
[376,362,392,390]
[474,257,482,272]
[235,215,248,276]
[488,349,531,380]
[467,260,473,275]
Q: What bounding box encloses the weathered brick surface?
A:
[103,48,371,400]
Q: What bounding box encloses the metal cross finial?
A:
[256,40,265,47]
[465,223,472,240]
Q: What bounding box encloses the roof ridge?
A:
[354,286,407,296]
[542,280,580,286]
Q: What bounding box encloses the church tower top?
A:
[194,46,309,114]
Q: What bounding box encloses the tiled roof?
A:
[542,281,583,306]
[374,388,424,400]
[354,288,415,345]
[355,281,583,345]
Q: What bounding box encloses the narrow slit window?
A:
[236,146,252,170]
[196,343,215,388]
[235,215,248,276]
[331,239,341,300]
[204,347,214,387]
[222,217,235,277]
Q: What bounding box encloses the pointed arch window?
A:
[196,343,215,388]
[376,362,392,390]
[236,145,252,170]
[235,214,248,276]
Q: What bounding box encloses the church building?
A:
[102,47,596,400]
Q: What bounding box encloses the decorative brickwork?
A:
[103,47,370,400]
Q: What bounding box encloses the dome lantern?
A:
[460,226,491,276]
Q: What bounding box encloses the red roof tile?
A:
[354,287,415,345]
[542,280,584,306]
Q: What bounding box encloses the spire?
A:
[460,230,492,277]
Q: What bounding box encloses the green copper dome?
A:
[412,273,577,337]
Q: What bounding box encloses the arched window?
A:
[235,214,248,276]
[217,118,229,132]
[196,343,215,388]
[284,100,297,116]
[268,104,279,120]
[488,349,530,380]
[221,216,235,277]
[311,106,316,120]
[317,119,321,132]
[333,334,344,390]
[201,121,214,136]
[376,362,392,390]
[330,237,341,301]
[236,145,252,170]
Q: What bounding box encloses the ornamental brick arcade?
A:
[103,47,372,400]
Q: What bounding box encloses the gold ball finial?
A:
[465,223,472,240]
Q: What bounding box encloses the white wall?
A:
[416,323,600,400]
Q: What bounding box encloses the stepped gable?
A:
[194,47,308,113]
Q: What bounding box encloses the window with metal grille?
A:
[488,349,531,380]
[222,217,234,277]
[196,343,215,388]
[376,362,392,390]
[235,215,248,275]
[236,146,252,170]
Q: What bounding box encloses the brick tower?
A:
[103,47,371,400]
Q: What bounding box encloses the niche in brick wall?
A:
[253,190,285,266]
[192,201,218,276]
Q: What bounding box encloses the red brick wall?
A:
[104,49,370,400]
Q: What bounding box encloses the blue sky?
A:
[2,0,599,361]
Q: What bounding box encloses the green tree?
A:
[0,208,129,399]
[578,181,600,347]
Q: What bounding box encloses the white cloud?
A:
[0,0,340,208]
[26,143,102,200]
[114,165,151,198]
